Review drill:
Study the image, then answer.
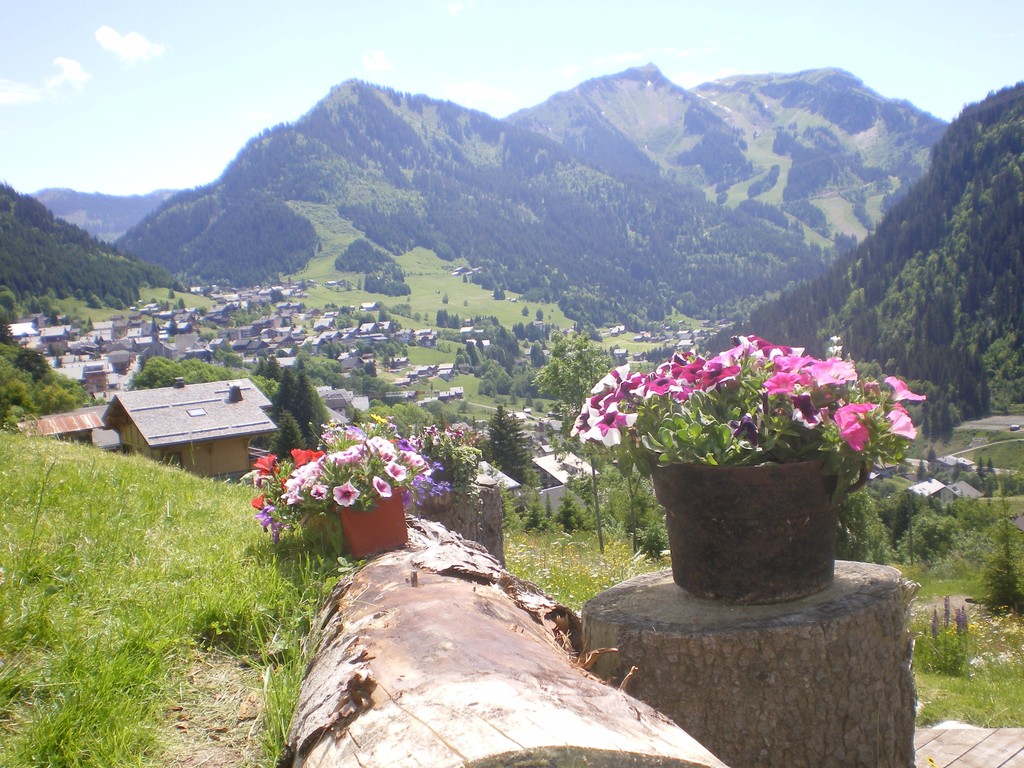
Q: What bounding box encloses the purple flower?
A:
[254,507,284,544]
[955,606,968,635]
[730,413,758,446]
[791,393,821,427]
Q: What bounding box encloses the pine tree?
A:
[983,514,1024,614]
[487,405,533,484]
[272,411,305,458]
[273,367,329,449]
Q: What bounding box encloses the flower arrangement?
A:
[249,417,445,543]
[572,335,925,500]
[415,423,484,495]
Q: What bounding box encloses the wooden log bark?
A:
[283,517,731,768]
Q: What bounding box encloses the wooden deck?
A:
[916,727,1024,767]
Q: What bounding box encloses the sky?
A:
[2,1,1022,196]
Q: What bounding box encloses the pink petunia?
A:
[385,461,409,483]
[885,376,926,402]
[367,435,398,461]
[763,371,804,395]
[331,446,363,465]
[333,481,361,507]
[808,358,859,386]
[582,402,637,446]
[372,476,393,498]
[887,406,917,440]
[834,403,877,451]
[591,364,632,395]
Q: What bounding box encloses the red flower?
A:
[254,454,278,476]
[290,448,325,468]
[251,494,266,510]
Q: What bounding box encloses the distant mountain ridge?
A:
[113,64,948,327]
[32,188,177,242]
[737,82,1024,437]
[509,65,945,242]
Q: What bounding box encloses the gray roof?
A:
[103,379,276,449]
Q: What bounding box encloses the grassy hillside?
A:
[0,433,338,766]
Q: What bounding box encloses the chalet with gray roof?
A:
[102,378,276,479]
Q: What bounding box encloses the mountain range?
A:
[32,188,176,242]
[736,82,1024,437]
[8,65,1022,431]
[107,65,945,327]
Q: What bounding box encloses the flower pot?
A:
[651,460,838,604]
[337,495,408,559]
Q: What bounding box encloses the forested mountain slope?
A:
[118,78,826,326]
[739,83,1024,437]
[0,184,178,309]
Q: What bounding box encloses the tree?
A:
[836,492,893,564]
[558,493,585,532]
[273,367,329,450]
[487,405,533,485]
[534,331,610,429]
[982,513,1024,614]
[272,411,305,458]
[534,331,612,550]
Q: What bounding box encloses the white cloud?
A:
[95,26,166,64]
[0,79,42,105]
[446,0,476,15]
[0,58,91,106]
[361,50,395,73]
[46,58,91,91]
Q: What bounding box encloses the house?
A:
[533,452,594,505]
[937,455,976,472]
[9,321,39,343]
[102,378,276,479]
[947,480,982,500]
[21,405,110,446]
[908,479,956,504]
[477,461,521,491]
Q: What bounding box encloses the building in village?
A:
[102,378,276,479]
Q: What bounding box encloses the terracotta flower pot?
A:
[336,495,408,559]
[651,460,838,604]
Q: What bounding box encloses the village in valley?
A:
[10,275,1011,519]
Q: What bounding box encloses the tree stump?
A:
[582,561,918,768]
[414,476,505,564]
[283,518,731,768]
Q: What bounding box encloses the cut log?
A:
[283,517,731,768]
